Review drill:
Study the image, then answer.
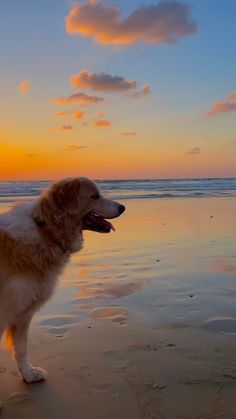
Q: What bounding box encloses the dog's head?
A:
[42,177,125,233]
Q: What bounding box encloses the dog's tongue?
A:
[99,216,115,232]
[87,213,115,232]
[107,220,115,231]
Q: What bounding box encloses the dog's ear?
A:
[48,178,81,215]
[32,196,50,226]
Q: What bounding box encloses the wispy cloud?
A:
[18,80,31,93]
[66,144,88,151]
[94,119,111,127]
[205,93,236,117]
[58,125,74,131]
[70,69,137,92]
[66,0,197,46]
[52,92,104,105]
[186,147,200,155]
[128,83,151,98]
[120,131,138,136]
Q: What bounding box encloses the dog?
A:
[0,177,125,383]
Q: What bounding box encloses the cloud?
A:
[70,69,137,92]
[186,147,200,155]
[54,110,86,120]
[120,131,138,136]
[66,144,88,151]
[59,125,74,131]
[94,119,111,127]
[227,93,236,101]
[72,110,86,119]
[66,0,197,46]
[18,80,31,93]
[128,83,151,98]
[55,111,68,117]
[205,93,236,117]
[52,92,104,105]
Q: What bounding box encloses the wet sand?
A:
[1,197,236,418]
[1,322,236,418]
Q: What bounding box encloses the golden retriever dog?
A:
[0,177,125,383]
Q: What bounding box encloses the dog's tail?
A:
[2,327,15,351]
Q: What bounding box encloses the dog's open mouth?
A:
[83,212,115,233]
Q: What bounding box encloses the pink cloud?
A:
[128,83,151,98]
[55,111,68,117]
[66,144,88,151]
[66,1,197,46]
[59,125,74,131]
[52,92,104,105]
[70,69,137,92]
[227,93,236,101]
[94,119,111,127]
[18,80,31,93]
[205,92,236,116]
[186,147,200,155]
[120,131,138,136]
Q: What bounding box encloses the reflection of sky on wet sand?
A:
[1,198,236,336]
[211,258,236,276]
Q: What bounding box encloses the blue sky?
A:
[0,0,236,179]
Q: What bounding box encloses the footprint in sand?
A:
[103,350,120,359]
[38,315,77,337]
[64,365,118,396]
[64,365,93,379]
[79,366,93,378]
[6,392,30,405]
[80,383,118,396]
[204,317,236,333]
[90,307,128,324]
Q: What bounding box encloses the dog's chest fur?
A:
[0,202,68,319]
[5,272,59,317]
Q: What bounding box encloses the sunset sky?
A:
[0,0,236,180]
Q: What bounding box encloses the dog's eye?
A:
[91,193,100,200]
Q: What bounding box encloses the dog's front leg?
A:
[0,322,5,342]
[11,315,47,383]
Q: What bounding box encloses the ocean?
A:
[1,178,236,204]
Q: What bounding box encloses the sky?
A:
[0,0,236,180]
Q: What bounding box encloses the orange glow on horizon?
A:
[1,138,236,180]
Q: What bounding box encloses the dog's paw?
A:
[23,367,48,383]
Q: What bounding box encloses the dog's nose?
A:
[119,204,125,215]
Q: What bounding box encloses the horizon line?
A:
[1,176,236,182]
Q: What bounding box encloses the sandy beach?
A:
[1,196,236,418]
[2,322,236,418]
